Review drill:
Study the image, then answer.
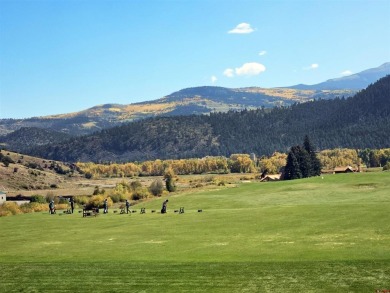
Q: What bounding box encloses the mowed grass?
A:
[0,172,389,292]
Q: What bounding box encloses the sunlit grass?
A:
[0,172,389,292]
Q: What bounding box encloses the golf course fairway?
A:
[1,172,389,292]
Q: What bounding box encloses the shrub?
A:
[203,175,216,183]
[30,194,46,204]
[26,162,40,169]
[74,196,89,206]
[131,188,150,201]
[20,203,49,213]
[115,181,131,193]
[383,162,390,171]
[217,180,226,186]
[0,202,22,216]
[109,192,127,203]
[55,203,69,210]
[164,168,177,192]
[86,195,113,209]
[45,192,55,203]
[93,186,106,195]
[149,179,164,196]
[130,180,142,191]
[1,155,14,167]
[0,210,12,217]
[85,172,93,179]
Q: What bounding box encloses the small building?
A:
[0,191,6,204]
[260,174,281,182]
[333,166,356,174]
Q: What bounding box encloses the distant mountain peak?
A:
[290,62,390,90]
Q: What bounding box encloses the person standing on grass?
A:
[161,199,168,214]
[103,198,108,214]
[70,197,74,214]
[50,200,56,214]
[125,199,130,214]
[49,200,53,214]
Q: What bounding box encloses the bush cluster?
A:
[30,194,46,204]
[85,195,113,209]
[0,202,49,217]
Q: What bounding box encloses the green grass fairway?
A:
[1,172,389,292]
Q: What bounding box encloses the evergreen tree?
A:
[293,145,311,178]
[284,148,302,180]
[303,135,322,176]
[284,136,322,180]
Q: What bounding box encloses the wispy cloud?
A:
[259,50,267,56]
[304,63,319,70]
[223,62,266,77]
[223,68,235,78]
[228,23,254,34]
[211,75,217,84]
[340,70,353,76]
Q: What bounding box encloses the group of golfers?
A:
[49,197,169,215]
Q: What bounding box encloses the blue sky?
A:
[0,0,389,119]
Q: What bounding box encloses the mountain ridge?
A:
[0,63,388,137]
[289,62,390,90]
[22,75,390,163]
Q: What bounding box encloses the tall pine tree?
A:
[283,136,322,180]
[293,145,311,178]
[303,135,322,176]
[284,147,302,180]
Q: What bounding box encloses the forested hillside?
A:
[0,127,72,153]
[25,76,390,163]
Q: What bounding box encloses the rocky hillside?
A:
[0,150,83,193]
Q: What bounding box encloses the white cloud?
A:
[259,50,267,56]
[223,68,235,77]
[304,63,319,70]
[235,62,266,76]
[341,70,353,76]
[224,63,266,77]
[228,23,254,34]
[211,75,217,84]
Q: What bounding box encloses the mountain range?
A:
[1,63,388,137]
[290,62,390,90]
[14,75,390,163]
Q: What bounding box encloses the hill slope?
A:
[0,150,84,192]
[1,63,388,137]
[25,75,390,162]
[0,127,72,153]
[0,87,355,137]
